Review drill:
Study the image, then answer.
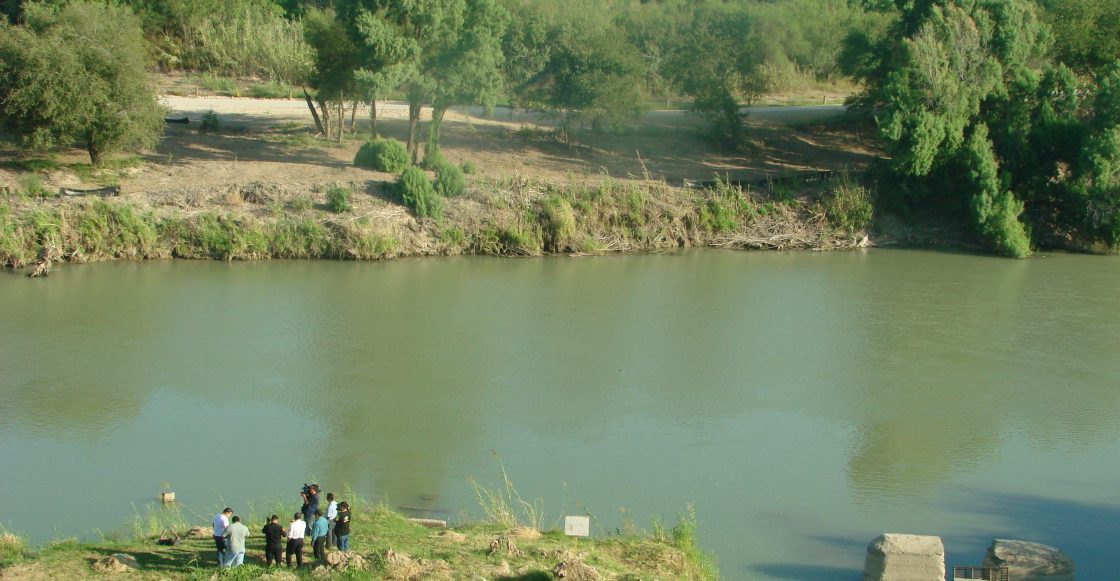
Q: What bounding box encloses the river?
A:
[1,249,1118,579]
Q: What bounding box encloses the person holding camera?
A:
[300,484,319,535]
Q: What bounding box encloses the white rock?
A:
[862,533,945,581]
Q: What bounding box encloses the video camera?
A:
[301,483,317,496]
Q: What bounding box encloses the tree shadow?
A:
[750,563,861,580]
[943,488,1120,578]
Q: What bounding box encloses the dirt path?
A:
[2,96,872,202]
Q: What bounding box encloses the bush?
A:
[539,195,576,251]
[461,160,477,175]
[200,110,221,132]
[325,186,351,213]
[287,194,313,211]
[18,174,52,198]
[353,139,409,173]
[434,162,466,197]
[822,179,873,233]
[396,166,442,219]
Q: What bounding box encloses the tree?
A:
[520,13,646,143]
[303,7,361,140]
[0,2,164,164]
[1042,0,1120,78]
[847,0,1120,254]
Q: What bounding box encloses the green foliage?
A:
[521,16,645,137]
[0,528,24,566]
[843,0,1120,254]
[17,174,52,198]
[822,177,874,233]
[461,160,477,175]
[287,194,313,212]
[0,2,165,164]
[353,138,409,173]
[963,126,1030,257]
[247,81,295,99]
[433,162,465,197]
[537,195,576,252]
[1042,0,1120,78]
[325,186,351,213]
[664,3,762,147]
[200,110,221,132]
[396,166,442,219]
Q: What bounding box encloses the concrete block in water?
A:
[983,539,1075,581]
[862,533,945,581]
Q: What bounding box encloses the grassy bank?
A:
[0,503,715,580]
[0,174,870,275]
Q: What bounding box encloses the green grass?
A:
[0,503,712,579]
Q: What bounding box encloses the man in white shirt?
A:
[285,512,306,569]
[221,515,250,567]
[325,492,338,548]
[211,507,233,566]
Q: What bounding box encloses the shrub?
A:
[200,110,221,132]
[325,186,351,213]
[353,138,409,173]
[538,195,576,251]
[287,194,313,211]
[434,162,465,197]
[461,160,477,175]
[18,174,52,198]
[396,166,442,219]
[822,178,873,233]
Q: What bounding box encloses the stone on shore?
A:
[982,539,1075,580]
[92,553,140,573]
[862,533,945,581]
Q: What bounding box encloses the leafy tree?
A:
[303,7,361,140]
[848,0,1120,254]
[521,13,646,142]
[0,2,164,164]
[664,2,764,147]
[1042,0,1120,78]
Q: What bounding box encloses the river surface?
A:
[1,249,1118,579]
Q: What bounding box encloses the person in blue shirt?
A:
[310,510,329,562]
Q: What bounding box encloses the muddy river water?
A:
[1,249,1118,579]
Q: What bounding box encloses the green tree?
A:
[0,2,164,164]
[521,14,646,143]
[849,0,1120,254]
[1042,0,1120,78]
[664,2,764,147]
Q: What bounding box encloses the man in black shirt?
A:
[261,515,285,567]
[334,501,352,551]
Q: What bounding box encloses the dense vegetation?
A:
[1,0,1118,257]
[843,0,1120,255]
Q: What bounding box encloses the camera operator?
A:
[300,484,320,534]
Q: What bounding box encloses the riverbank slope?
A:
[0,505,713,579]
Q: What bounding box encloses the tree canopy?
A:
[0,1,164,164]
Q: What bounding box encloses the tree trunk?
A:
[349,99,358,132]
[304,89,323,134]
[86,134,102,165]
[407,100,423,164]
[336,100,344,143]
[318,99,332,139]
[369,99,378,137]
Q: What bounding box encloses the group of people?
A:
[210,483,353,569]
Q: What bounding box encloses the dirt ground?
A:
[0,93,878,201]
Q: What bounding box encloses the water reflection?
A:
[1,251,1118,578]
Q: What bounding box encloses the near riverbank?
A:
[0,504,714,580]
[0,174,871,276]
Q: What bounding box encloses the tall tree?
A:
[0,2,164,164]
